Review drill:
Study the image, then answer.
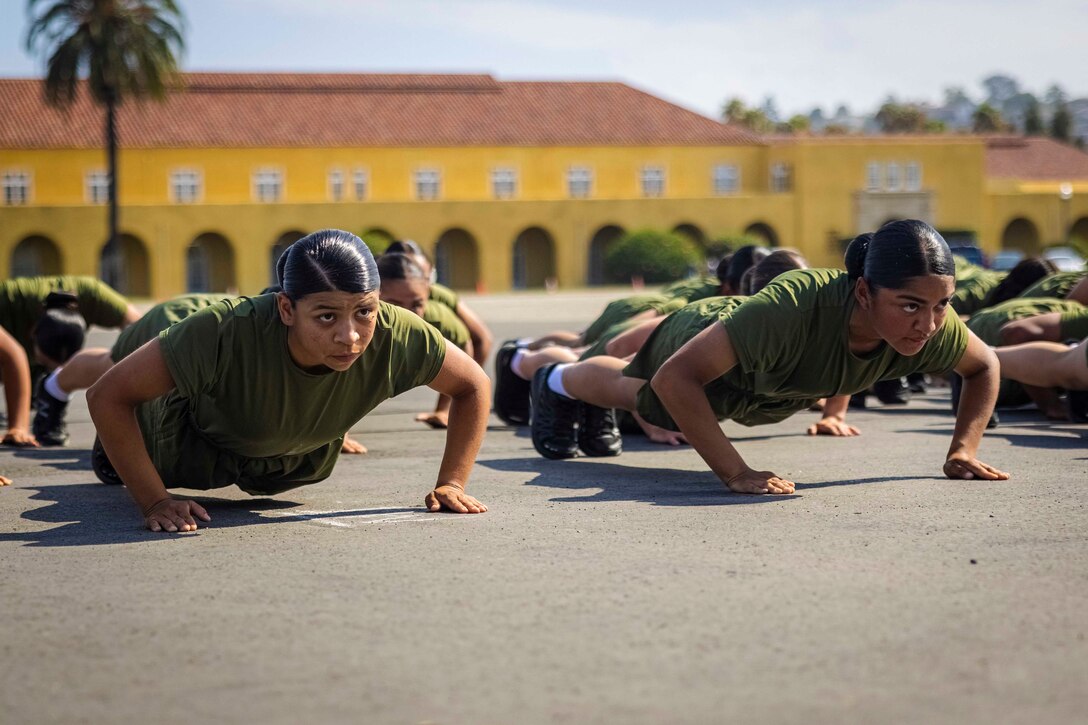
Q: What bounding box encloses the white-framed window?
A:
[770,162,792,193]
[352,168,369,201]
[85,170,109,204]
[866,162,882,192]
[567,166,592,199]
[640,166,666,197]
[414,168,441,201]
[886,162,902,192]
[712,164,739,195]
[2,170,31,205]
[491,167,517,200]
[253,167,283,203]
[328,168,344,202]
[171,168,202,203]
[905,162,922,192]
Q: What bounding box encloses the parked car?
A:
[990,250,1025,271]
[949,244,988,268]
[1043,246,1087,272]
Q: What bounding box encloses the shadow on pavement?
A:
[0,483,422,547]
[481,456,801,506]
[10,446,92,471]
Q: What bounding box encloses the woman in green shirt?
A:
[87,230,490,533]
[529,220,1007,494]
[377,252,475,429]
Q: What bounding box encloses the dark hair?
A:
[718,244,770,290]
[385,240,428,260]
[276,229,379,301]
[34,291,86,364]
[746,249,808,295]
[258,285,282,295]
[845,220,955,291]
[377,253,428,282]
[985,257,1058,306]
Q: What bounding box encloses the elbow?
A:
[998,322,1032,347]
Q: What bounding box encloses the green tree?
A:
[875,102,928,133]
[1024,98,1043,135]
[779,114,811,134]
[1050,103,1072,142]
[971,103,1005,133]
[604,229,700,285]
[25,0,185,288]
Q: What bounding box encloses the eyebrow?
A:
[897,294,951,304]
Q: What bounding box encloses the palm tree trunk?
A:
[105,95,120,289]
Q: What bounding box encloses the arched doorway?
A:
[11,235,62,277]
[744,221,779,248]
[99,234,150,297]
[1001,218,1040,254]
[1069,217,1088,246]
[270,230,305,286]
[588,225,624,286]
[187,232,236,293]
[360,228,395,255]
[513,227,556,289]
[434,228,479,290]
[672,223,707,249]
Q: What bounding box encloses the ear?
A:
[276,292,296,326]
[854,277,873,311]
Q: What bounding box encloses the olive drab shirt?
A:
[421,300,470,350]
[626,270,969,430]
[116,294,446,494]
[1017,272,1087,300]
[0,276,130,358]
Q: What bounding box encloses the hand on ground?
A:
[806,416,861,437]
[143,498,211,533]
[2,429,39,447]
[634,413,687,446]
[426,484,487,513]
[340,434,368,455]
[0,474,11,486]
[725,468,796,495]
[943,454,1010,481]
[415,411,450,429]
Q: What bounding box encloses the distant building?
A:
[2,73,1087,298]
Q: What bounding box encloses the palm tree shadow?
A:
[0,483,420,547]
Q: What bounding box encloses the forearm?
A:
[87,393,171,513]
[821,394,850,421]
[653,375,749,482]
[435,385,488,489]
[1,355,33,431]
[947,364,999,459]
[434,392,452,415]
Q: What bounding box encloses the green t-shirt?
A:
[1018,271,1087,300]
[0,276,130,358]
[429,283,460,311]
[583,294,687,345]
[626,270,970,430]
[950,266,1006,316]
[662,276,721,302]
[111,294,228,362]
[119,295,446,495]
[966,298,1087,345]
[421,300,470,350]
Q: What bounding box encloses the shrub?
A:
[604,229,700,284]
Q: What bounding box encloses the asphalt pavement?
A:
[2,288,1086,725]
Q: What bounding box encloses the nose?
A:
[917,309,938,336]
[334,320,361,346]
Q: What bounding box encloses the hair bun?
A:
[844,233,873,281]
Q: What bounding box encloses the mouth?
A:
[331,351,361,363]
[905,336,928,346]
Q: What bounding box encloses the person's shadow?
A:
[0,482,423,547]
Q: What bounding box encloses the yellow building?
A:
[2,73,1088,299]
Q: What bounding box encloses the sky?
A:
[3,0,1087,119]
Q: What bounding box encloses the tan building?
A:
[2,73,1087,299]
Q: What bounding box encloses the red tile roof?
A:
[985,136,1088,180]
[0,73,758,148]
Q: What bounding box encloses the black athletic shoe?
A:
[578,404,622,457]
[907,372,929,394]
[530,364,581,459]
[494,340,531,426]
[874,377,911,405]
[32,381,70,446]
[848,392,868,410]
[1067,389,1088,423]
[91,436,123,485]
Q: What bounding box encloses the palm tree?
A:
[25,0,184,289]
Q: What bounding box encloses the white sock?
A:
[44,370,70,402]
[516,337,533,348]
[546,364,574,399]
[510,349,531,381]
